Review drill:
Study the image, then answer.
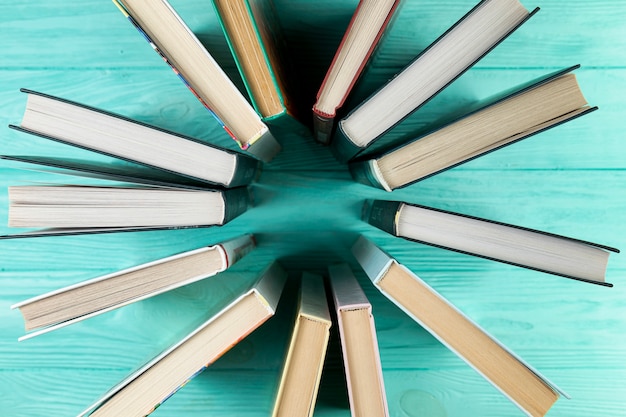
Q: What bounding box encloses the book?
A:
[349,66,596,190]
[210,0,294,121]
[364,200,619,285]
[312,0,400,144]
[6,183,249,234]
[351,236,566,417]
[12,234,255,340]
[112,0,280,162]
[9,89,260,188]
[331,0,538,162]
[77,261,287,417]
[272,273,331,417]
[328,263,388,417]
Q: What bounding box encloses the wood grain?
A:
[1,0,625,416]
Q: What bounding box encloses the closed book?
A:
[12,235,256,340]
[211,0,311,145]
[331,0,538,162]
[78,262,287,417]
[211,0,292,120]
[113,0,280,161]
[351,236,566,417]
[328,263,389,417]
[312,0,400,144]
[348,66,596,190]
[11,89,260,188]
[364,200,619,285]
[6,182,250,236]
[272,273,331,417]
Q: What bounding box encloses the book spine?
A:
[350,236,395,285]
[363,200,402,235]
[229,156,261,187]
[254,262,287,312]
[328,263,370,307]
[312,111,335,145]
[219,234,256,267]
[330,121,363,163]
[246,129,281,163]
[221,187,250,224]
[348,159,390,190]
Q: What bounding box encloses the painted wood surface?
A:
[1,0,625,416]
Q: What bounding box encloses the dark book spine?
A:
[363,200,402,235]
[330,122,362,163]
[229,157,261,188]
[349,159,385,190]
[221,187,250,224]
[312,112,335,145]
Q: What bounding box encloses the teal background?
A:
[1,0,625,416]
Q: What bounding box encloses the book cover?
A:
[351,236,566,417]
[363,200,619,285]
[348,66,597,190]
[331,0,539,162]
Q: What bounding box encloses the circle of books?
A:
[5,1,618,417]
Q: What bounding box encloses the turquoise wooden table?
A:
[1,0,625,416]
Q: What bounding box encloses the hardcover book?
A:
[328,263,389,417]
[6,181,249,236]
[351,236,566,417]
[210,0,311,143]
[12,235,256,340]
[364,200,619,285]
[272,273,332,417]
[10,89,260,188]
[77,262,287,417]
[112,0,280,161]
[348,66,595,190]
[312,0,400,144]
[211,0,294,121]
[331,0,538,162]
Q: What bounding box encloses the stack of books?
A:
[4,0,619,416]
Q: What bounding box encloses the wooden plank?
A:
[1,368,624,417]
